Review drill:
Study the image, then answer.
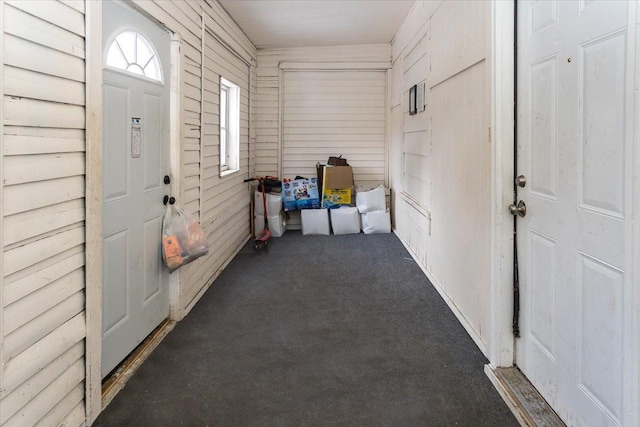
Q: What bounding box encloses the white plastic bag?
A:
[162,204,209,273]
[254,213,287,237]
[355,185,386,213]
[254,190,282,216]
[361,209,391,234]
[330,206,360,235]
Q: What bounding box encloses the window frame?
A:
[105,30,163,83]
[219,77,240,176]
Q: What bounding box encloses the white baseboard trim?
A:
[182,234,250,317]
[393,229,488,356]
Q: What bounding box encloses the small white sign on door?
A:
[131,117,141,158]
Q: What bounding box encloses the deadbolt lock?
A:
[515,175,526,188]
[509,200,527,217]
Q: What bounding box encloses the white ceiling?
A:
[218,0,416,50]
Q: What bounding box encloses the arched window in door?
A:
[106,31,162,82]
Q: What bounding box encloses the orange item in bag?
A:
[163,235,183,270]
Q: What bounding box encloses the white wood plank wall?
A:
[0,1,87,425]
[390,1,493,354]
[256,44,390,229]
[0,0,256,423]
[255,44,391,178]
[282,70,387,181]
[282,70,387,229]
[128,0,256,316]
[179,29,252,310]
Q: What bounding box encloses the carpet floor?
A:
[94,232,517,427]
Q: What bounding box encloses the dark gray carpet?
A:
[94,232,517,427]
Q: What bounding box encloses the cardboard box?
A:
[254,213,286,237]
[324,166,354,189]
[301,209,330,235]
[323,188,351,208]
[361,210,391,234]
[330,207,360,235]
[254,190,282,216]
[322,166,354,209]
[316,163,325,193]
[281,178,320,211]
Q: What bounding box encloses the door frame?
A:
[488,0,516,369]
[633,3,640,420]
[84,1,183,423]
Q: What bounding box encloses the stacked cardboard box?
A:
[321,166,354,209]
[281,177,320,211]
[356,185,391,234]
[330,206,360,235]
[301,209,330,235]
[299,156,389,235]
[254,189,286,237]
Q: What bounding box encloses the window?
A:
[220,77,240,175]
[106,31,162,82]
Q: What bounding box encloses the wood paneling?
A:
[255,43,390,183]
[0,2,87,423]
[1,0,257,423]
[280,67,387,229]
[178,28,252,309]
[390,0,492,354]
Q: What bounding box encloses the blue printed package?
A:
[281,178,320,211]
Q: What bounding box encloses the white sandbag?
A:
[254,190,282,216]
[355,186,386,213]
[301,209,330,236]
[254,213,286,237]
[330,207,360,235]
[361,209,391,234]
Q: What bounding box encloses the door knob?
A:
[509,200,527,217]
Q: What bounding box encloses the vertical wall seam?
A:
[0,0,5,396]
[624,1,639,425]
[199,11,205,220]
[278,67,284,180]
[169,31,184,321]
[386,69,390,187]
[84,0,104,422]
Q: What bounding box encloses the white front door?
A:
[101,1,171,378]
[516,1,635,426]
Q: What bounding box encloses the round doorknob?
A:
[509,200,527,217]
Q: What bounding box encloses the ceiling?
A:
[218,1,416,50]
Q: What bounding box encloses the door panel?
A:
[528,231,556,360]
[143,217,163,302]
[579,32,626,217]
[101,0,171,378]
[103,83,129,201]
[529,55,558,200]
[143,93,163,191]
[578,254,624,418]
[103,229,129,334]
[516,1,634,426]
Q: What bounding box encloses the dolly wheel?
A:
[253,240,266,253]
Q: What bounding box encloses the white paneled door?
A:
[101,1,171,378]
[516,1,635,426]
